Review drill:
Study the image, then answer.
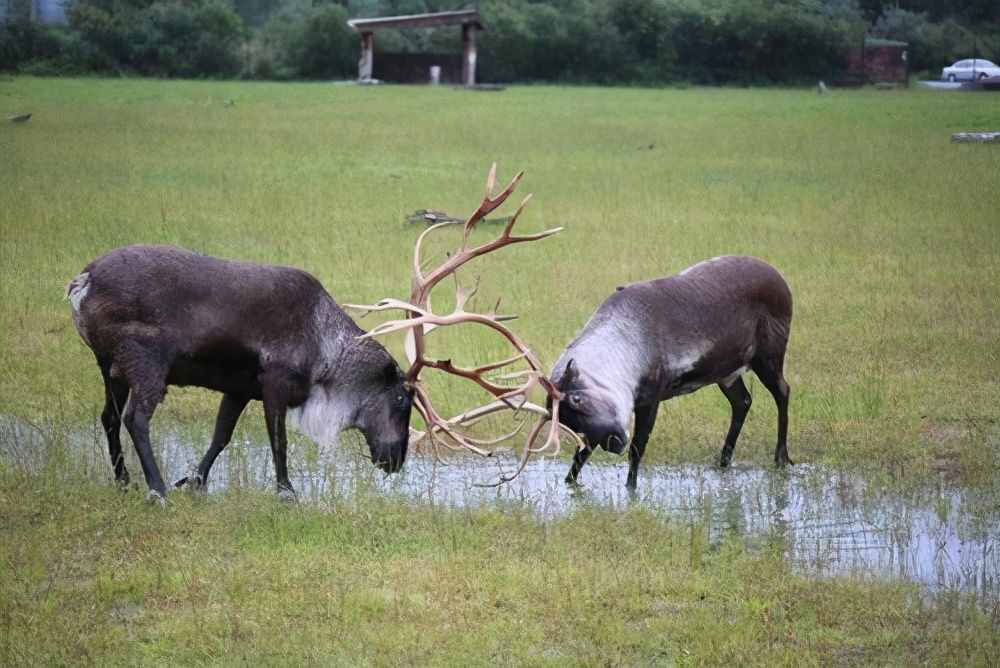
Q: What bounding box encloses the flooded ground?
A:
[3,417,998,603]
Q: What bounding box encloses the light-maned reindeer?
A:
[67,246,414,502]
[551,255,793,489]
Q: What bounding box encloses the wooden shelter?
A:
[347,9,484,86]
[846,38,909,86]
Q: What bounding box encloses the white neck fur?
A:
[287,384,356,447]
[559,321,648,428]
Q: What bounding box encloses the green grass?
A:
[2,77,999,481]
[2,469,998,667]
[2,77,1000,664]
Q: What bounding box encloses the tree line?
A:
[2,0,998,83]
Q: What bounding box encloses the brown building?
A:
[347,9,484,85]
[846,38,909,85]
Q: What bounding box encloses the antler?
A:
[346,164,583,483]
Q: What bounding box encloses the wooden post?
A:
[359,31,374,81]
[462,23,477,87]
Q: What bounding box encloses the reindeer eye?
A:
[569,393,583,407]
[396,394,405,405]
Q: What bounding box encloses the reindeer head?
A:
[550,359,630,455]
[352,355,413,473]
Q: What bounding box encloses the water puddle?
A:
[3,417,998,602]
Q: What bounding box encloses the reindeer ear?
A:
[383,361,402,385]
[558,358,578,390]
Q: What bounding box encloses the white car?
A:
[941,59,1000,82]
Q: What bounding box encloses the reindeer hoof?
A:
[146,489,168,506]
[277,487,297,503]
[176,466,205,492]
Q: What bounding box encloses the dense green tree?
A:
[2,0,997,81]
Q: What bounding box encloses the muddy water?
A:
[3,417,999,602]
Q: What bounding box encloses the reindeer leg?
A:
[565,445,594,485]
[175,393,250,490]
[261,372,296,500]
[718,377,752,468]
[626,403,658,490]
[119,344,170,502]
[98,359,130,487]
[751,356,792,467]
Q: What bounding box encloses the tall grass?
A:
[2,77,999,480]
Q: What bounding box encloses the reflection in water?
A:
[2,417,998,601]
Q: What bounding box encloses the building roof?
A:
[347,9,483,32]
[865,37,908,48]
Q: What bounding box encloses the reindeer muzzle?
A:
[373,447,406,474]
[599,428,629,455]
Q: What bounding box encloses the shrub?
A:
[60,0,246,76]
[0,22,88,73]
[295,3,356,78]
[131,0,246,77]
[251,0,355,80]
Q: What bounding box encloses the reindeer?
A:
[71,166,580,501]
[67,245,413,502]
[551,255,794,489]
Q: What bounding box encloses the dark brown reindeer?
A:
[67,245,413,502]
[551,255,794,489]
[68,164,581,500]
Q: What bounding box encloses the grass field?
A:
[2,77,1000,664]
[3,472,998,666]
[2,77,999,476]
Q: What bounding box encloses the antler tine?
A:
[417,397,583,453]
[460,421,526,448]
[344,297,430,318]
[473,416,547,488]
[463,166,525,245]
[414,352,530,404]
[416,169,560,302]
[501,193,532,239]
[470,351,527,375]
[412,387,492,457]
[485,162,497,197]
[498,193,563,244]
[475,400,572,488]
[361,164,574,484]
[422,358,521,399]
[413,220,459,284]
[351,303,546,374]
[414,397,543,435]
[454,274,480,311]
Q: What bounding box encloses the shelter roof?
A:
[347,9,483,32]
[864,37,908,48]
